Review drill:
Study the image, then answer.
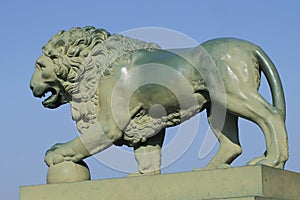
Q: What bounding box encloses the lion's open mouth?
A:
[41,88,59,108]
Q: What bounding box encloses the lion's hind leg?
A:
[226,93,288,169]
[205,104,242,169]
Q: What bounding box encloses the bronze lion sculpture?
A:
[30,26,288,176]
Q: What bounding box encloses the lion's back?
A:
[200,38,261,90]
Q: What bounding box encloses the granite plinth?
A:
[20,166,300,200]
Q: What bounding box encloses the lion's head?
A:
[30,26,160,131]
[30,54,69,108]
[30,26,110,109]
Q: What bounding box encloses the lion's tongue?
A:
[42,92,57,107]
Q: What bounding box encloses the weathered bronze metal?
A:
[30,26,288,182]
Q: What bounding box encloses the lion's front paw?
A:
[45,147,65,166]
[44,143,85,166]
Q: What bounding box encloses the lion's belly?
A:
[124,104,200,140]
[130,83,200,119]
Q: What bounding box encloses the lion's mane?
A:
[42,26,160,132]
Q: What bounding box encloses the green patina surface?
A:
[30,26,288,183]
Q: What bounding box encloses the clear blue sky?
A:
[1,1,300,199]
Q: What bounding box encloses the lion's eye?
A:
[50,55,58,60]
[36,63,46,70]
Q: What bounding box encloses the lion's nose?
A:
[30,81,39,97]
[30,80,35,91]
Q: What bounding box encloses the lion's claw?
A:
[52,153,64,165]
[71,154,85,163]
[247,156,266,166]
[44,149,63,166]
[247,156,285,169]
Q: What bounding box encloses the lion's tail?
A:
[256,48,286,121]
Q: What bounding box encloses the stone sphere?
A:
[47,161,91,184]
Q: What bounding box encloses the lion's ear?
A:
[54,40,66,48]
[46,39,67,55]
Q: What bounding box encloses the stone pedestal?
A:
[20,166,300,200]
